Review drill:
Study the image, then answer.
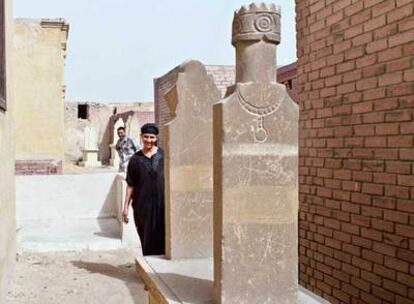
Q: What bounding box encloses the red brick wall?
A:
[205,65,235,97]
[296,0,414,303]
[15,160,62,175]
[277,62,299,103]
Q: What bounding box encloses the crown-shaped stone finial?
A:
[232,2,281,46]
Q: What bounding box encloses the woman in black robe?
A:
[121,123,165,255]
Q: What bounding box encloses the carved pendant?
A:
[236,85,281,143]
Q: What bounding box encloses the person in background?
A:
[115,126,139,172]
[121,123,165,256]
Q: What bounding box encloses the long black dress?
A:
[126,148,165,255]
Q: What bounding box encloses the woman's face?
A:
[141,133,157,149]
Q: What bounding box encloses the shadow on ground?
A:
[71,260,146,304]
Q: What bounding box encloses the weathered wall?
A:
[297,0,414,303]
[0,0,15,301]
[13,19,68,174]
[64,101,154,164]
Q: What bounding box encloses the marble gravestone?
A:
[213,3,299,303]
[80,126,101,167]
[110,117,124,169]
[163,60,221,259]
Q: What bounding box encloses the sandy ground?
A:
[6,249,148,304]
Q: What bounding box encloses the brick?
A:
[356,54,377,68]
[374,99,399,112]
[400,148,414,160]
[404,69,414,82]
[360,291,382,304]
[351,277,371,293]
[384,209,409,224]
[375,148,399,160]
[388,135,413,147]
[378,46,403,62]
[383,278,408,297]
[351,8,372,25]
[384,232,410,248]
[362,160,385,172]
[352,32,373,46]
[365,136,387,147]
[374,23,399,40]
[373,263,397,280]
[397,248,414,264]
[363,88,386,101]
[372,286,395,302]
[397,271,414,287]
[333,40,352,54]
[362,64,386,78]
[364,15,387,32]
[379,71,403,86]
[352,101,373,113]
[385,184,410,199]
[372,1,396,17]
[361,226,383,241]
[373,241,396,256]
[373,172,397,184]
[332,288,351,303]
[387,161,411,174]
[385,111,412,122]
[398,175,414,187]
[341,222,360,236]
[375,123,399,135]
[397,199,414,212]
[399,14,414,32]
[361,182,384,195]
[401,121,414,134]
[396,224,414,239]
[387,83,414,97]
[389,29,414,47]
[333,0,352,12]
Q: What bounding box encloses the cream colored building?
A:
[0,0,16,301]
[12,18,68,174]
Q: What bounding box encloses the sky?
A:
[14,1,297,102]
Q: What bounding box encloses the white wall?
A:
[16,172,118,220]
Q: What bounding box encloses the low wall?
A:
[16,173,118,220]
[15,172,140,251]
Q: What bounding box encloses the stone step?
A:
[17,218,122,252]
[135,255,329,304]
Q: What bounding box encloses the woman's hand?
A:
[121,208,129,224]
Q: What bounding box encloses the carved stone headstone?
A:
[213,3,298,303]
[163,60,221,259]
[110,117,124,169]
[80,126,101,167]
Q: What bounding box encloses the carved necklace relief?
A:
[236,85,282,143]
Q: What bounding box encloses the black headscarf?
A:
[141,123,159,135]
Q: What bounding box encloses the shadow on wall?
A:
[96,176,120,239]
[99,116,114,165]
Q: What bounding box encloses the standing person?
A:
[115,126,139,172]
[121,123,165,255]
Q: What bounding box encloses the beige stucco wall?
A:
[64,101,154,164]
[0,0,16,301]
[12,18,68,161]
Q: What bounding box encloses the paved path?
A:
[6,249,147,304]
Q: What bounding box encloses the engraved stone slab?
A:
[163,60,221,259]
[213,3,299,303]
[110,118,124,168]
[80,126,101,167]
